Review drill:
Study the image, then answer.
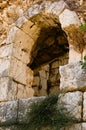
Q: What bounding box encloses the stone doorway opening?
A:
[28,13,69,96]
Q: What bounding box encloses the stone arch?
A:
[0,0,81,100]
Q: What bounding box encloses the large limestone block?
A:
[0,57,11,77]
[83,92,86,121]
[9,57,33,86]
[6,26,34,64]
[58,91,82,120]
[0,44,13,58]
[82,123,86,130]
[0,77,17,101]
[59,9,80,28]
[0,56,33,86]
[0,100,18,125]
[20,20,40,41]
[60,62,86,92]
[18,97,45,123]
[69,45,82,63]
[45,0,68,15]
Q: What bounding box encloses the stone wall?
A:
[32,52,68,96]
[0,0,86,129]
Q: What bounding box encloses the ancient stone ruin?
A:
[0,0,86,129]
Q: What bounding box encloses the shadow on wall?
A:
[27,23,69,97]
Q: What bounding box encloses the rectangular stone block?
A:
[0,100,18,125]
[9,57,27,85]
[20,20,41,41]
[82,123,86,130]
[0,56,33,87]
[17,84,34,99]
[0,57,11,77]
[0,77,17,101]
[18,97,45,123]
[58,91,82,121]
[6,26,34,64]
[83,92,86,121]
[59,62,86,92]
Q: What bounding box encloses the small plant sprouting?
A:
[80,22,86,32]
[80,55,86,69]
[26,94,78,130]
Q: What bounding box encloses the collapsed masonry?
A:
[0,0,86,129]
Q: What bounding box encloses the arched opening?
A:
[27,13,69,96]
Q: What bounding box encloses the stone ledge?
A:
[0,97,45,126]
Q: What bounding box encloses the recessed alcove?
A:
[27,13,69,96]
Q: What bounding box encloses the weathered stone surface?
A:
[83,92,86,121]
[18,97,45,123]
[0,77,17,101]
[20,19,40,41]
[58,91,82,120]
[0,57,11,77]
[9,57,33,87]
[45,0,68,15]
[59,9,80,28]
[6,26,34,64]
[60,62,86,92]
[82,123,86,130]
[64,123,82,130]
[0,100,18,125]
[69,45,82,63]
[0,44,13,58]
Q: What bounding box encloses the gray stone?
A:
[83,92,86,121]
[0,100,18,125]
[18,97,45,123]
[59,62,86,92]
[58,91,82,120]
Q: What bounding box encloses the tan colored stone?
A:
[64,123,81,130]
[26,87,34,97]
[32,76,40,86]
[17,84,25,99]
[38,89,47,96]
[40,78,47,90]
[20,19,40,41]
[82,47,86,59]
[6,27,34,60]
[9,57,28,85]
[51,60,59,68]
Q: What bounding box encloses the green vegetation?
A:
[80,55,86,69]
[80,22,86,32]
[26,94,78,130]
